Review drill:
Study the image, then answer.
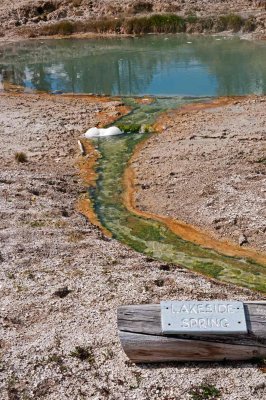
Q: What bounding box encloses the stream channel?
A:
[1,34,266,292]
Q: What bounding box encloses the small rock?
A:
[141,183,150,190]
[61,209,69,217]
[206,199,214,207]
[54,287,72,299]
[239,233,248,246]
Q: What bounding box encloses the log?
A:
[117,302,266,363]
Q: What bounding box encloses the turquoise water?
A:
[0,35,266,96]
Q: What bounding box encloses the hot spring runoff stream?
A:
[1,35,266,291]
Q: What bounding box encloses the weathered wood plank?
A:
[118,302,266,362]
[118,304,160,336]
[118,303,266,339]
[120,331,266,363]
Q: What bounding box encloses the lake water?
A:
[1,35,266,96]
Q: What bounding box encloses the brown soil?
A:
[1,92,266,399]
[131,96,266,256]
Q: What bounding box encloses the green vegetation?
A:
[189,383,221,400]
[116,123,141,133]
[32,13,256,37]
[67,230,86,242]
[83,18,123,34]
[216,14,244,32]
[191,261,224,279]
[29,220,46,228]
[15,151,27,163]
[41,20,75,36]
[47,353,68,373]
[256,157,266,164]
[124,14,186,34]
[186,14,198,24]
[70,346,95,363]
[186,13,254,33]
[243,17,257,32]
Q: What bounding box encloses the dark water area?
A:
[1,35,266,96]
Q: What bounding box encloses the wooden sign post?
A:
[117,301,266,363]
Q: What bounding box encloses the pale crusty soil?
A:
[0,0,266,41]
[132,96,266,254]
[0,93,265,399]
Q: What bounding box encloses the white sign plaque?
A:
[161,301,247,334]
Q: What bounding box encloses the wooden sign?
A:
[117,301,266,363]
[161,301,247,334]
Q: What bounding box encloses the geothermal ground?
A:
[0,92,265,399]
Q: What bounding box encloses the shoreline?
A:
[0,28,265,48]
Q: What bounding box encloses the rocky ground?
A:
[0,0,266,40]
[132,96,266,254]
[1,92,265,399]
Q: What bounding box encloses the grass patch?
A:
[186,13,246,33]
[40,20,75,35]
[243,17,257,32]
[256,157,266,164]
[83,18,123,34]
[29,220,46,228]
[124,14,186,34]
[154,278,164,287]
[186,14,198,24]
[70,346,95,363]
[191,261,224,279]
[67,230,86,242]
[189,383,221,400]
[15,151,27,163]
[31,12,256,37]
[200,17,215,31]
[216,14,244,32]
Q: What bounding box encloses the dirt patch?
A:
[132,96,266,255]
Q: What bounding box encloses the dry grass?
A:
[25,12,256,37]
